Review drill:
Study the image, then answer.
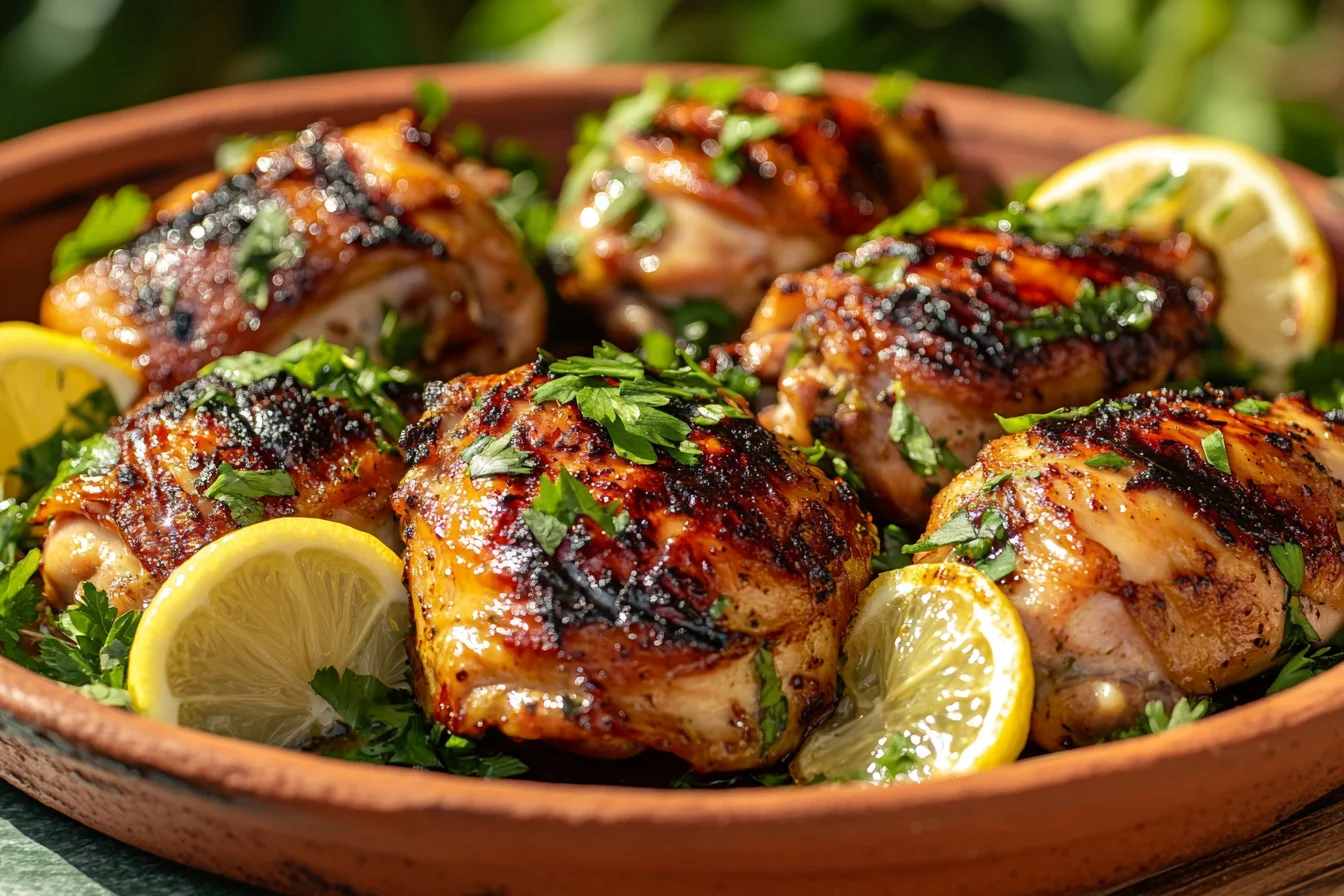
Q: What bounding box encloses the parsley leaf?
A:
[847,177,965,248]
[904,509,978,554]
[203,463,296,527]
[1233,397,1272,415]
[378,305,427,367]
[213,132,295,173]
[234,200,306,310]
[711,113,782,185]
[0,500,36,567]
[1267,646,1341,696]
[995,400,1103,434]
[888,396,959,478]
[0,550,42,670]
[202,339,413,445]
[707,595,731,621]
[770,63,824,96]
[558,74,671,210]
[903,507,1017,581]
[1103,697,1211,740]
[755,644,788,757]
[9,386,118,501]
[871,525,912,574]
[51,186,151,282]
[311,667,527,776]
[969,189,1110,245]
[1291,344,1344,411]
[1085,452,1132,471]
[982,469,1041,493]
[670,299,737,360]
[413,78,450,132]
[797,443,866,492]
[522,468,628,555]
[461,429,535,480]
[975,541,1018,581]
[25,433,120,510]
[683,74,746,106]
[1271,542,1306,594]
[38,582,141,699]
[1004,279,1159,350]
[1201,429,1231,474]
[872,732,920,781]
[869,70,917,113]
[189,384,238,410]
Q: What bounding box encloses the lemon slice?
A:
[791,562,1032,784]
[0,322,143,498]
[128,518,411,747]
[1028,135,1334,387]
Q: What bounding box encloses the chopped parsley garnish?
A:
[522,468,628,555]
[213,132,295,173]
[846,177,965,248]
[311,667,526,776]
[1271,542,1305,595]
[683,74,746,106]
[203,463,296,527]
[755,644,788,757]
[1084,452,1132,471]
[1233,397,1272,415]
[189,385,238,410]
[461,429,535,480]
[413,78,450,132]
[981,469,1041,493]
[201,338,414,446]
[9,386,118,501]
[483,137,557,263]
[770,62,824,96]
[1004,279,1159,350]
[995,399,1103,434]
[531,344,747,466]
[1267,645,1342,696]
[670,299,737,360]
[0,550,42,670]
[1102,698,1211,741]
[38,582,141,706]
[888,396,960,478]
[50,186,151,282]
[707,595,731,621]
[869,70,917,113]
[871,524,913,574]
[0,501,34,568]
[1125,170,1185,217]
[378,305,427,367]
[710,113,782,186]
[24,433,120,511]
[797,443,865,492]
[1201,429,1231,474]
[903,506,1017,582]
[558,74,671,210]
[872,732,920,781]
[969,189,1108,245]
[234,200,307,310]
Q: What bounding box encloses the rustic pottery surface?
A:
[2,64,1344,896]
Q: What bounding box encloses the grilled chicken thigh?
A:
[392,356,874,771]
[34,373,404,613]
[552,73,950,342]
[919,389,1344,749]
[723,226,1218,524]
[41,110,546,391]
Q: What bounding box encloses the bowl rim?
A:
[1,61,1340,828]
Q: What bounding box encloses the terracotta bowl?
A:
[3,64,1344,896]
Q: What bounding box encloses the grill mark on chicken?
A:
[392,362,874,769]
[35,373,404,611]
[1036,390,1325,557]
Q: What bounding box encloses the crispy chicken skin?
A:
[40,110,546,391]
[553,77,950,342]
[34,374,404,614]
[723,226,1218,524]
[920,389,1344,749]
[392,361,875,771]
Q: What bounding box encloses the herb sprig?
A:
[51,186,151,282]
[203,463,296,527]
[755,644,788,757]
[522,468,628,555]
[903,506,1017,582]
[1004,279,1160,350]
[234,200,307,310]
[1102,698,1210,741]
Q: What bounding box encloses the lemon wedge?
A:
[128,518,411,747]
[791,562,1032,784]
[1028,135,1334,388]
[0,322,143,498]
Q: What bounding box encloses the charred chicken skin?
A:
[35,374,404,614]
[392,357,875,771]
[919,389,1344,749]
[552,73,951,342]
[41,110,546,391]
[723,226,1218,525]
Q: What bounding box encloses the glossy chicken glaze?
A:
[392,360,875,771]
[725,225,1218,524]
[35,374,404,613]
[554,80,950,341]
[922,389,1344,749]
[41,110,545,391]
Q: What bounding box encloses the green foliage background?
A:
[2,0,1342,175]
